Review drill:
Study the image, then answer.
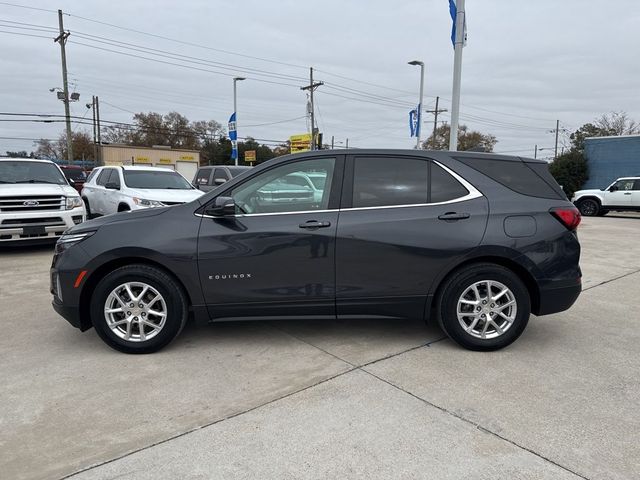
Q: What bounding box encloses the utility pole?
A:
[449,0,465,151]
[331,135,334,149]
[95,96,102,165]
[425,96,447,149]
[534,144,538,159]
[553,119,560,159]
[346,138,349,149]
[300,67,323,150]
[89,96,97,162]
[54,9,73,164]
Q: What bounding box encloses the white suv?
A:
[0,158,86,243]
[81,165,204,216]
[572,177,640,216]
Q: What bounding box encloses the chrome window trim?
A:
[195,159,482,218]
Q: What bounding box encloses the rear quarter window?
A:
[455,157,564,199]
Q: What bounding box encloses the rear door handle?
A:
[299,220,331,229]
[438,212,470,221]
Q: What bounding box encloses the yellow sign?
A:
[290,133,313,153]
[245,150,256,162]
[158,158,173,164]
[135,156,151,164]
[179,155,195,161]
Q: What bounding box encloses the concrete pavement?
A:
[1,214,639,479]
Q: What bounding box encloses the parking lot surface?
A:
[1,214,639,480]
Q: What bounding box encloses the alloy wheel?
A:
[456,280,517,339]
[104,282,167,342]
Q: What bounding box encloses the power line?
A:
[0,2,56,13]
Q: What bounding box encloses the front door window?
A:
[230,158,335,214]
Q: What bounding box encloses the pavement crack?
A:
[360,368,591,480]
[583,268,640,292]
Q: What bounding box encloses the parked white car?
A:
[572,177,640,216]
[81,165,205,216]
[0,158,86,243]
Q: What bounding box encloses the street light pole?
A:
[232,77,245,166]
[408,60,425,149]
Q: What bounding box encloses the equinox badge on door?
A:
[208,273,252,280]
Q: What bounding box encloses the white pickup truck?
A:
[0,158,86,243]
[572,177,640,216]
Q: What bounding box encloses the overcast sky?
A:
[1,0,639,159]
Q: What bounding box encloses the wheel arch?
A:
[428,255,541,319]
[78,256,192,331]
[117,202,131,212]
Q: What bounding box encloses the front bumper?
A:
[52,296,84,330]
[0,207,85,242]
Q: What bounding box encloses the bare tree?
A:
[594,112,639,136]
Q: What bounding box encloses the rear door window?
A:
[107,169,121,188]
[352,157,428,208]
[213,168,229,184]
[430,163,469,202]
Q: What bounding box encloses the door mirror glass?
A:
[105,182,120,190]
[205,196,236,216]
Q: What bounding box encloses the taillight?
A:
[550,206,581,230]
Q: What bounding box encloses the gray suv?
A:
[52,150,582,354]
[193,165,252,192]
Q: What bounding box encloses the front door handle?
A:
[438,212,470,221]
[299,220,331,229]
[623,192,632,195]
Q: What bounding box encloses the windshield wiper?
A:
[15,180,62,184]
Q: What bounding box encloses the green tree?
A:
[548,150,589,198]
[422,123,497,152]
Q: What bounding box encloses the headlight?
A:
[66,196,83,210]
[55,231,95,254]
[133,197,164,207]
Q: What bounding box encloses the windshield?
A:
[123,170,193,189]
[62,169,88,182]
[227,167,251,178]
[0,161,67,185]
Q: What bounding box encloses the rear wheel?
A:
[577,198,600,216]
[436,263,530,351]
[90,265,188,354]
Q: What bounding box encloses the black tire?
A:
[436,263,531,351]
[90,264,188,354]
[82,197,92,219]
[577,198,600,216]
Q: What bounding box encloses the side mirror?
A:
[214,178,227,186]
[609,185,618,192]
[105,182,120,190]
[205,196,236,216]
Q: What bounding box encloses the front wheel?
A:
[577,199,600,216]
[436,264,531,351]
[90,265,188,354]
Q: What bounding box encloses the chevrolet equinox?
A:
[51,150,582,354]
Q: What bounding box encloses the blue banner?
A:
[409,105,421,137]
[228,112,238,160]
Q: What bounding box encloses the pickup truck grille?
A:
[0,196,65,212]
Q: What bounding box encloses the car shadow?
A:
[0,242,55,254]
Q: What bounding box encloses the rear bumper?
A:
[535,279,582,316]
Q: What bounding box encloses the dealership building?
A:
[583,134,640,189]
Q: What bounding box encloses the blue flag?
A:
[228,112,238,160]
[449,0,467,49]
